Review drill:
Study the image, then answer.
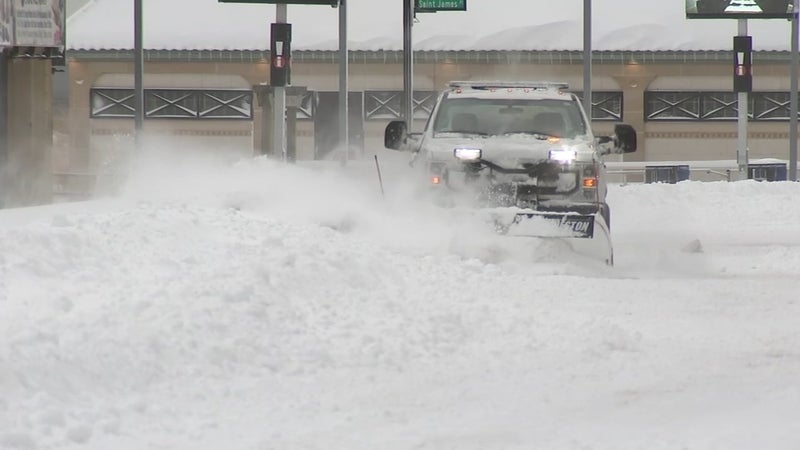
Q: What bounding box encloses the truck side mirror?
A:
[614,124,637,153]
[384,120,408,150]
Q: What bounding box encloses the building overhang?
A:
[66,49,795,65]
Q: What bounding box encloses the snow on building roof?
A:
[66,0,795,53]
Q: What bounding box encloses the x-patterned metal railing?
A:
[91,88,253,120]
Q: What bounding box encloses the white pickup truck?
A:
[384,81,637,265]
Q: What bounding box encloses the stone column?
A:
[243,63,269,157]
[67,60,97,171]
[253,85,273,157]
[612,73,656,163]
[4,58,54,207]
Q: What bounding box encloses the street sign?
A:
[686,0,794,19]
[218,0,338,5]
[416,0,466,12]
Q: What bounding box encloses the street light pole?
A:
[273,4,287,161]
[790,0,798,181]
[0,49,7,208]
[134,0,144,149]
[583,0,592,119]
[339,0,349,164]
[736,19,749,176]
[0,50,7,165]
[403,0,414,131]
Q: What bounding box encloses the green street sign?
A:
[416,0,466,12]
[218,0,338,5]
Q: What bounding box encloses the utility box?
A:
[645,165,691,184]
[748,163,787,182]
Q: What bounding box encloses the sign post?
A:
[583,0,592,124]
[791,0,799,181]
[339,0,348,164]
[273,5,287,161]
[403,0,413,130]
[735,21,749,176]
[134,0,144,150]
[0,0,9,179]
[0,49,7,202]
[0,0,8,184]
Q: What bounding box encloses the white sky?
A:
[1,147,799,449]
[67,0,795,51]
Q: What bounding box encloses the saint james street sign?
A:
[415,0,467,12]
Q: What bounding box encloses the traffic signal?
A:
[270,23,292,87]
[733,36,752,93]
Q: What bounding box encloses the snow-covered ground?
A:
[1,150,799,450]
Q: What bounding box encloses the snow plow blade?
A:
[505,212,596,238]
[449,208,615,265]
[491,210,614,265]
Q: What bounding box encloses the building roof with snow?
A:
[67,0,795,53]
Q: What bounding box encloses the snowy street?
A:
[1,155,799,450]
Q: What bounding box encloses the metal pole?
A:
[374,154,385,198]
[134,0,144,149]
[583,0,592,120]
[403,0,414,131]
[0,49,7,208]
[274,4,287,161]
[0,50,7,166]
[287,105,297,162]
[339,0,349,164]
[736,19,749,176]
[790,0,799,181]
[260,88,271,156]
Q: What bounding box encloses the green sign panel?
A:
[218,0,338,5]
[416,0,467,12]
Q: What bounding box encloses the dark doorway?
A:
[313,91,364,160]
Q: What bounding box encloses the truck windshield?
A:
[432,97,587,139]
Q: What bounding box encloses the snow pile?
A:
[1,152,800,449]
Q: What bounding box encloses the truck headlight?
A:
[548,149,577,163]
[454,147,482,162]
